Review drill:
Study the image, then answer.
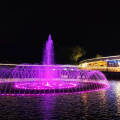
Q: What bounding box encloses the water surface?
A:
[0,80,120,120]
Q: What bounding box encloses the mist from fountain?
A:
[0,34,110,95]
[43,34,55,65]
[42,34,55,86]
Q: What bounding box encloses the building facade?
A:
[79,55,120,67]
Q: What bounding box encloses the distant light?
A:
[53,69,55,70]
[64,68,67,70]
[81,63,87,67]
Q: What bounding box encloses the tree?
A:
[69,46,87,64]
[54,44,86,64]
[95,54,102,58]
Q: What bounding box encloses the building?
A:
[79,55,120,67]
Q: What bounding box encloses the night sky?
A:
[0,1,120,64]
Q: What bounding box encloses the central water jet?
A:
[42,34,55,86]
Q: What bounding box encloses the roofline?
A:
[79,55,120,64]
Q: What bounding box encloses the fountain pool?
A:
[0,35,110,95]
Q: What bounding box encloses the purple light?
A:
[0,34,110,95]
[15,81,77,90]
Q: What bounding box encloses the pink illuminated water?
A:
[42,34,57,87]
[43,35,55,65]
[0,34,110,95]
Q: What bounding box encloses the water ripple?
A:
[0,80,120,119]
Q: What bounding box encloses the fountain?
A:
[0,35,110,95]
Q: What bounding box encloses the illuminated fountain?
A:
[0,35,110,95]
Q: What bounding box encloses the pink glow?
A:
[0,83,109,96]
[0,35,110,95]
[15,81,77,90]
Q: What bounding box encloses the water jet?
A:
[0,35,110,95]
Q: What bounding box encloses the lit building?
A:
[79,55,120,67]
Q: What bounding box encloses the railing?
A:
[1,64,120,72]
[78,66,120,72]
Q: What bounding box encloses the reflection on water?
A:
[42,95,55,119]
[81,93,88,118]
[115,81,120,115]
[0,80,120,119]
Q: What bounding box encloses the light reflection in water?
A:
[99,90,106,109]
[1,81,120,119]
[43,95,54,119]
[81,93,88,116]
[115,81,120,114]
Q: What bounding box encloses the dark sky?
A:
[0,1,120,63]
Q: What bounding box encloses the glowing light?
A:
[15,81,77,90]
[0,34,110,95]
